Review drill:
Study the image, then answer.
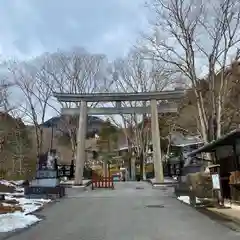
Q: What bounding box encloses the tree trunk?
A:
[195,91,208,143]
[35,126,41,156]
[40,127,43,153]
[216,96,222,139]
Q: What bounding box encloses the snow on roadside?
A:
[150,177,177,184]
[0,212,41,232]
[0,179,52,233]
[0,196,51,232]
[0,180,16,187]
[0,179,25,187]
[224,201,240,210]
[0,186,25,196]
[0,179,25,195]
[177,195,201,205]
[3,191,25,196]
[5,196,51,214]
[178,196,240,210]
[11,180,25,186]
[60,179,91,185]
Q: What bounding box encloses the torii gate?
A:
[53,90,185,184]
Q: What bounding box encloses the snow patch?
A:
[60,179,91,185]
[224,202,240,210]
[0,180,52,233]
[0,189,25,197]
[177,195,201,204]
[11,180,26,186]
[0,180,16,187]
[151,177,177,184]
[5,196,51,215]
[0,212,41,233]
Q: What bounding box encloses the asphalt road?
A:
[2,182,240,240]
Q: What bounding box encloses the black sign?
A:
[57,165,74,178]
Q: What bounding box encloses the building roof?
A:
[188,129,240,157]
[41,116,104,127]
[171,132,202,147]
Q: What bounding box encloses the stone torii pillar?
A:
[74,101,87,185]
[53,91,184,184]
[150,99,164,183]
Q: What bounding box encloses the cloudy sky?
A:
[0,0,148,60]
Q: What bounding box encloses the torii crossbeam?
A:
[53,90,185,184]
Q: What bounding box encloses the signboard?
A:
[36,170,58,179]
[211,174,221,190]
[113,175,120,182]
[36,165,75,179]
[57,165,74,178]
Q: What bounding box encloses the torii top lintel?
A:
[53,90,185,103]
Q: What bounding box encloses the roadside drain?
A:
[145,204,165,208]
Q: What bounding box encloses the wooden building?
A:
[188,129,240,202]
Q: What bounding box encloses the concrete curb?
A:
[205,208,240,226]
[60,180,92,188]
[146,179,178,188]
[176,197,240,227]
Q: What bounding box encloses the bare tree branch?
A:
[40,49,111,157]
[143,0,240,142]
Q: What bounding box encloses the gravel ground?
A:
[1,182,240,240]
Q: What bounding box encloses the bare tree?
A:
[42,49,110,158]
[143,0,240,142]
[7,60,54,156]
[109,49,175,178]
[0,79,14,112]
